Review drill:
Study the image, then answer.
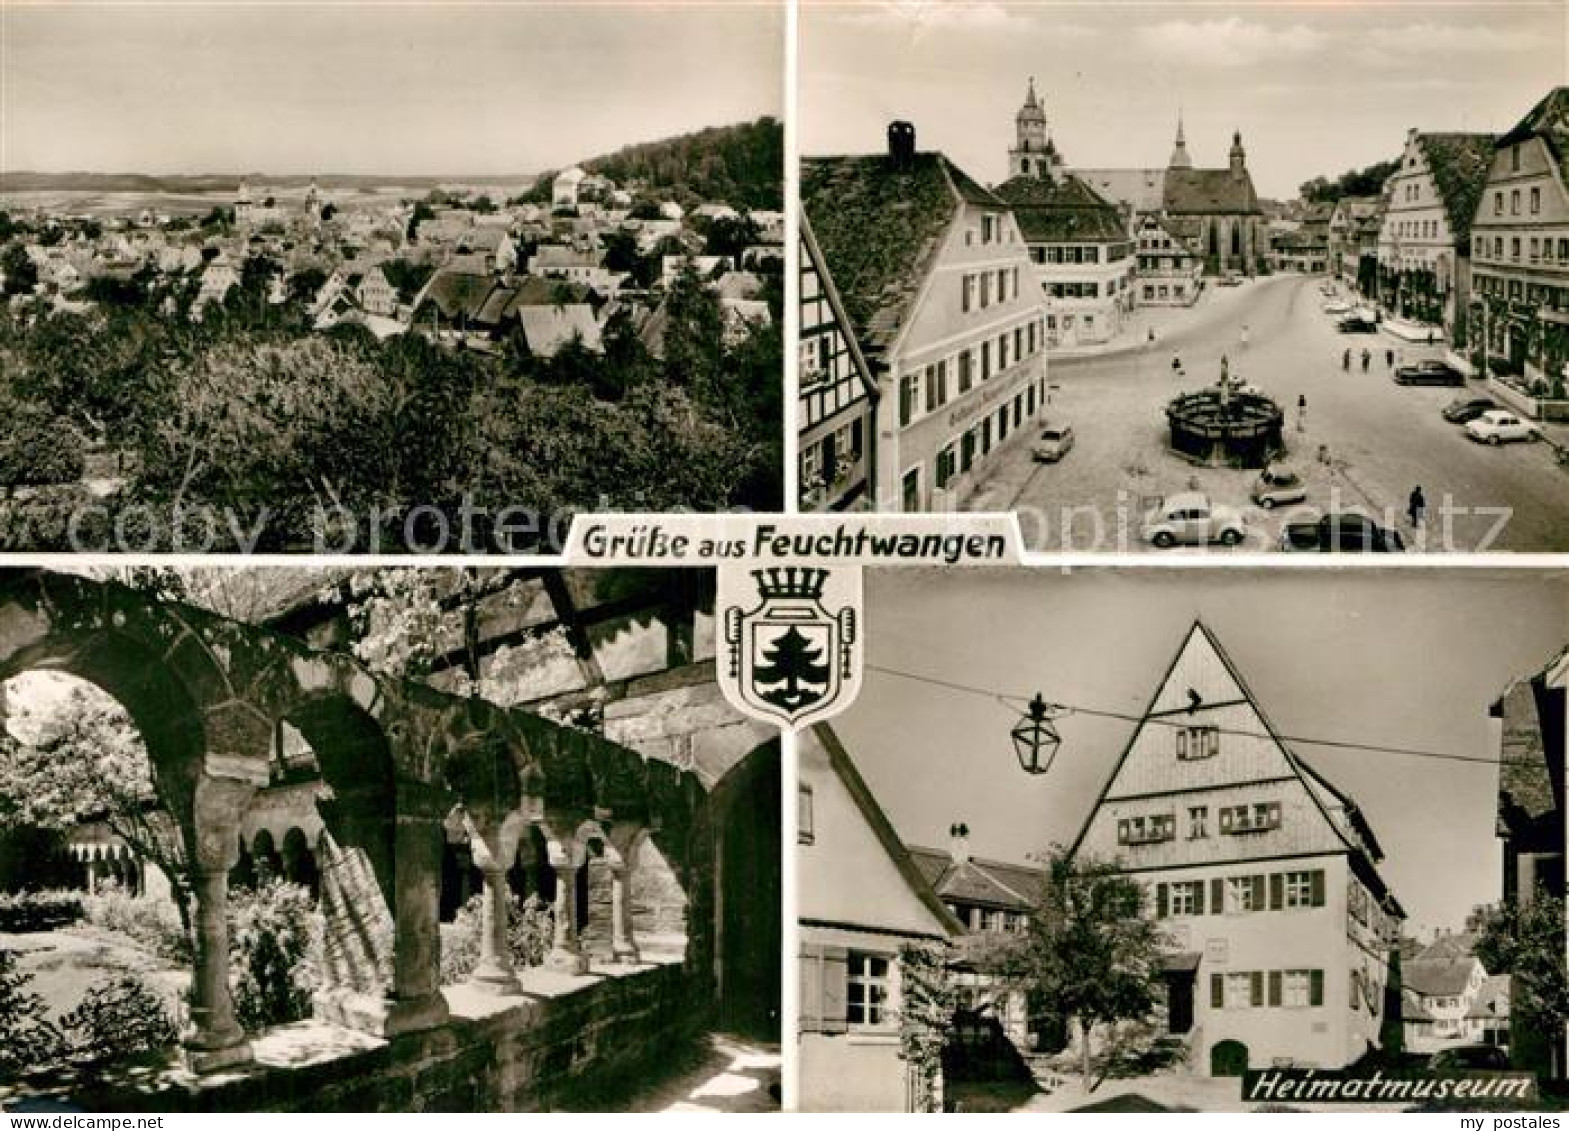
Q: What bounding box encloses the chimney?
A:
[948,821,971,863]
[887,121,917,171]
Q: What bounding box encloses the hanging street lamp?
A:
[1010,693,1066,776]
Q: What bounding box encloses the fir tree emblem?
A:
[721,566,859,727]
[752,625,832,712]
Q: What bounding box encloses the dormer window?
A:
[1117,813,1176,845]
[1177,725,1219,761]
[1220,802,1281,834]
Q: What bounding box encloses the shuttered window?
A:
[847,952,891,1027]
[799,943,849,1034]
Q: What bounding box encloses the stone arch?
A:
[280,826,318,894]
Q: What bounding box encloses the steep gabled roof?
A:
[1415,133,1496,244]
[906,845,1046,912]
[1497,87,1569,159]
[993,174,1127,244]
[801,150,1003,364]
[1164,167,1262,215]
[1066,620,1403,916]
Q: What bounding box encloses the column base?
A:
[466,964,524,996]
[314,987,450,1037]
[182,1037,253,1075]
[612,943,641,965]
[545,947,590,975]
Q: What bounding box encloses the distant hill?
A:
[0,172,536,194]
[581,118,782,211]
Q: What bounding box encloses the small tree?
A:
[1475,893,1569,1073]
[0,945,63,1078]
[899,941,956,1112]
[1006,847,1165,1088]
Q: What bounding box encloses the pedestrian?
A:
[1342,347,1351,371]
[1361,348,1371,372]
[1297,393,1307,432]
[1172,354,1182,377]
[1148,326,1156,345]
[1240,323,1250,350]
[1407,485,1426,528]
[1385,348,1394,369]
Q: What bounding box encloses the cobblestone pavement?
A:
[968,275,1569,553]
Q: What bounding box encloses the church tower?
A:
[1168,113,1193,170]
[1009,78,1060,180]
[1229,130,1247,180]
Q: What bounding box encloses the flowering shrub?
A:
[0,889,83,933]
[83,882,189,963]
[229,878,320,1032]
[0,945,64,1079]
[58,973,177,1067]
[441,891,555,985]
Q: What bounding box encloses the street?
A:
[970,275,1569,553]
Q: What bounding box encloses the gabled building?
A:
[1134,214,1204,306]
[1078,117,1265,278]
[1069,622,1404,1076]
[1375,129,1495,340]
[801,122,1050,512]
[798,724,964,1112]
[1402,935,1488,1053]
[1327,195,1382,286]
[798,215,878,512]
[994,83,1134,349]
[1470,88,1569,416]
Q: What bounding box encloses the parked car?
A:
[1322,299,1352,315]
[1430,1045,1511,1074]
[1141,492,1246,548]
[1393,359,1464,387]
[1217,273,1243,287]
[1250,463,1308,509]
[1279,510,1406,553]
[1441,396,1498,424]
[1465,409,1542,445]
[1030,423,1075,463]
[1337,315,1378,333]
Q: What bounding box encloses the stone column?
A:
[543,824,589,975]
[461,809,528,995]
[182,775,258,1074]
[608,823,648,965]
[384,781,451,1034]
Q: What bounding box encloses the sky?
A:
[800,0,1568,199]
[0,2,782,176]
[832,567,1569,940]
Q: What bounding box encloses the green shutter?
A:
[1156,883,1169,919]
[1310,969,1325,1007]
[1311,870,1326,907]
[1252,875,1266,911]
[1250,971,1264,1007]
[1193,880,1205,915]
[1270,873,1284,910]
[1211,878,1224,914]
[1211,973,1224,1009]
[1268,970,1283,1007]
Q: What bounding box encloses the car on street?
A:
[1030,423,1075,463]
[1250,463,1308,509]
[1429,1045,1511,1074]
[1393,359,1465,387]
[1141,492,1246,548]
[1322,299,1352,315]
[1441,395,1498,424]
[1465,409,1543,445]
[1279,510,1406,553]
[1337,314,1378,333]
[1217,273,1243,287]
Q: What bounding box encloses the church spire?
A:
[1010,76,1057,179]
[1229,129,1247,179]
[1168,110,1192,170]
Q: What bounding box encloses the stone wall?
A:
[74,964,704,1113]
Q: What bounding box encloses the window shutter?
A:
[1310,969,1325,1007]
[821,946,849,1033]
[1210,878,1224,914]
[1270,873,1284,910]
[1251,875,1266,911]
[1250,971,1264,1008]
[1268,971,1283,1007]
[1220,808,1234,833]
[799,943,825,1033]
[1193,880,1205,915]
[1311,870,1326,908]
[1156,883,1169,919]
[1211,973,1224,1009]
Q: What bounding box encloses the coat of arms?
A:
[720,566,860,728]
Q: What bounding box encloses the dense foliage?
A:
[0,252,781,550]
[57,972,178,1066]
[898,941,957,1113]
[229,879,320,1032]
[0,890,84,933]
[440,891,555,986]
[1475,894,1569,1054]
[1299,159,1400,205]
[0,946,63,1080]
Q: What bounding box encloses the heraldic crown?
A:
[751,566,828,602]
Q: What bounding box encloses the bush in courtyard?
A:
[58,972,177,1067]
[83,881,190,964]
[440,891,555,985]
[0,889,84,933]
[228,878,319,1032]
[0,945,64,1079]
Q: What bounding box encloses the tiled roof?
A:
[515,304,602,358]
[1075,168,1166,215]
[1497,87,1569,196]
[801,151,1001,363]
[906,845,1045,912]
[1164,167,1262,215]
[1497,666,1560,822]
[993,174,1127,243]
[1405,956,1477,998]
[1416,133,1496,244]
[418,268,503,322]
